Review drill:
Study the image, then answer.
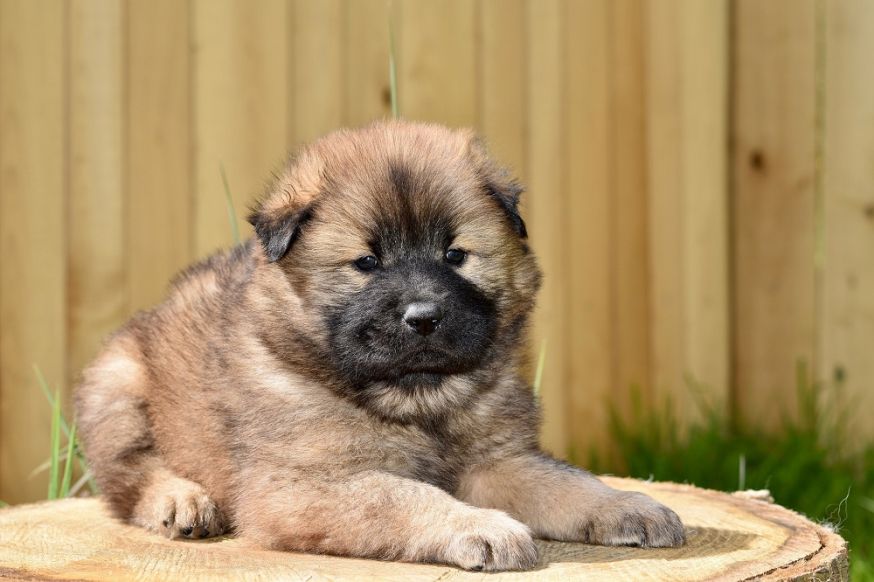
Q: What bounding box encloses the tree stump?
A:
[0,477,847,581]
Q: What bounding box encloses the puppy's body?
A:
[76,121,684,571]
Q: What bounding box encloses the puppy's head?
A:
[250,121,541,421]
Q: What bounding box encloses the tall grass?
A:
[388,2,399,119]
[33,366,96,499]
[585,365,873,580]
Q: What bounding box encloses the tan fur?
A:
[75,120,683,571]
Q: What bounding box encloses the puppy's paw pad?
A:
[582,492,686,548]
[133,477,225,540]
[445,509,538,572]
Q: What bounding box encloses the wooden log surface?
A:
[0,477,847,581]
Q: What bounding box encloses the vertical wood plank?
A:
[564,0,614,458]
[344,0,392,128]
[68,0,126,384]
[732,0,816,427]
[127,0,193,312]
[193,0,288,257]
[646,0,729,426]
[399,0,477,126]
[822,0,874,444]
[478,0,526,179]
[0,0,66,503]
[609,0,652,414]
[289,0,344,148]
[526,0,566,455]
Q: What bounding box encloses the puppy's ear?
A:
[248,205,313,262]
[483,173,527,239]
[466,135,528,239]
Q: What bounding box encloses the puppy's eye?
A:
[354,255,379,272]
[444,248,467,266]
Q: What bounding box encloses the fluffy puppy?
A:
[75,121,684,571]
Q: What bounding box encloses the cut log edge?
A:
[0,477,850,581]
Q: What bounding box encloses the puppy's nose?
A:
[403,302,443,336]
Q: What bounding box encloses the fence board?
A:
[127,0,193,312]
[478,0,526,179]
[732,0,817,427]
[609,0,652,415]
[398,0,476,127]
[68,0,126,386]
[563,0,613,459]
[0,0,871,505]
[192,0,288,257]
[526,0,566,456]
[646,0,729,425]
[0,0,66,503]
[822,0,874,444]
[290,0,343,147]
[344,0,391,127]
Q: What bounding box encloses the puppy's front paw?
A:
[443,509,538,572]
[132,476,225,540]
[581,491,685,548]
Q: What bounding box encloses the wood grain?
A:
[68,0,126,385]
[289,0,343,147]
[646,0,730,427]
[344,0,392,127]
[821,0,874,445]
[192,0,288,257]
[0,478,847,581]
[478,0,526,178]
[398,0,476,126]
[608,0,652,419]
[731,0,817,427]
[0,0,67,503]
[563,0,613,458]
[525,0,567,456]
[127,0,193,312]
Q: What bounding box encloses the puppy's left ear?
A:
[248,205,313,262]
[466,135,528,239]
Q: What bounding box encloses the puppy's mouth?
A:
[371,348,468,387]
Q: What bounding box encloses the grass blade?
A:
[60,421,77,498]
[34,365,70,438]
[533,339,547,397]
[220,163,241,245]
[47,389,62,500]
[69,470,93,497]
[29,453,67,480]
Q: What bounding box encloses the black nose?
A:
[403,302,444,336]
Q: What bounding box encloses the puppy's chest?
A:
[377,424,470,493]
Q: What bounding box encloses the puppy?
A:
[75,121,684,571]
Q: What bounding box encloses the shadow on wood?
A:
[0,477,847,581]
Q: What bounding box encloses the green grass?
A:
[584,364,874,580]
[33,366,96,499]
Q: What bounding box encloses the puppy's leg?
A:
[457,454,685,547]
[75,338,224,539]
[236,469,538,571]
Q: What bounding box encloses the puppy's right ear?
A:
[248,205,313,262]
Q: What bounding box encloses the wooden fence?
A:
[1,0,872,504]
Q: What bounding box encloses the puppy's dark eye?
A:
[444,248,467,266]
[354,255,379,272]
